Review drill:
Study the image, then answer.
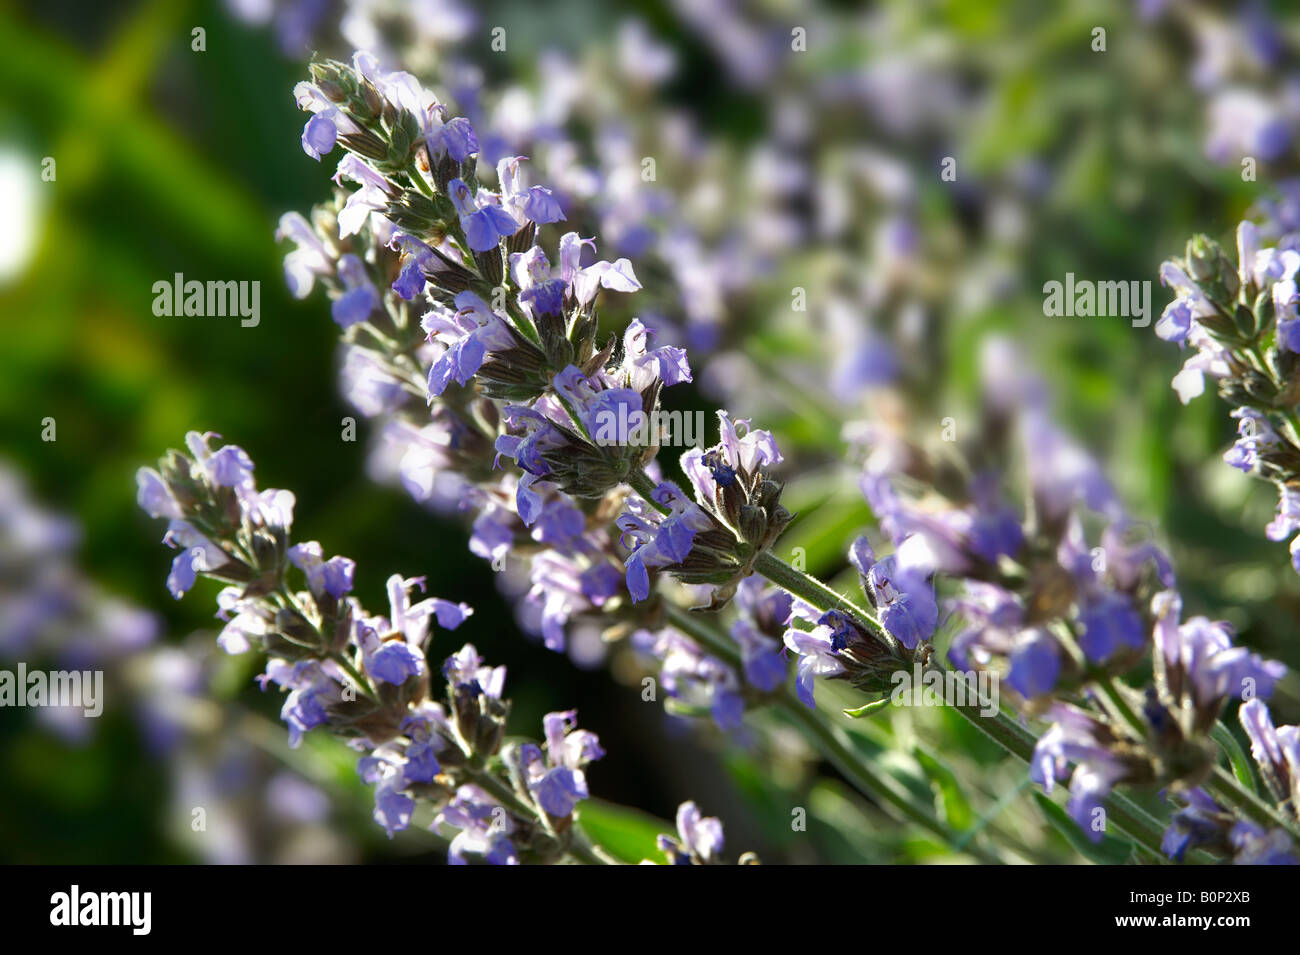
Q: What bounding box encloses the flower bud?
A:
[160,450,202,511]
[275,607,321,648]
[1234,302,1260,339]
[473,245,504,287]
[507,221,536,255]
[339,130,389,163]
[1186,236,1219,282]
[308,60,352,100]
[737,504,768,546]
[1254,289,1275,335]
[358,78,383,119]
[250,530,281,571]
[432,151,461,194]
[385,191,450,236]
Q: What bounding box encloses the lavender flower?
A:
[511,709,605,818]
[497,155,565,226]
[634,627,744,729]
[1150,591,1286,736]
[1160,787,1298,864]
[423,291,522,397]
[781,592,909,709]
[138,437,658,862]
[448,177,520,252]
[434,784,519,865]
[656,801,726,865]
[782,617,847,709]
[1239,699,1300,813]
[856,545,938,650]
[1030,704,1153,842]
[618,481,717,603]
[330,254,381,327]
[1152,225,1300,573]
[620,412,791,608]
[246,34,1300,867]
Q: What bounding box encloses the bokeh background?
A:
[2,0,1298,863]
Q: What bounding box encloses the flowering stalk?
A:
[1154,214,1300,572]
[659,602,1004,860]
[645,335,1294,863]
[136,430,764,864]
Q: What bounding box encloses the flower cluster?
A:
[1028,585,1287,844]
[845,341,1172,709]
[619,411,791,609]
[1153,218,1300,573]
[6,461,353,861]
[780,536,932,708]
[273,54,816,761]
[137,431,662,864]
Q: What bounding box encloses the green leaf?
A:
[843,698,891,719]
[913,747,975,831]
[1032,792,1135,864]
[724,750,809,849]
[805,781,896,863]
[575,800,671,865]
[1211,722,1259,796]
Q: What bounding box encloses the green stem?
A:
[946,684,1170,861]
[1211,723,1259,796]
[775,692,1000,860]
[634,464,1170,859]
[630,468,886,643]
[752,550,891,649]
[1092,672,1143,735]
[627,467,666,511]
